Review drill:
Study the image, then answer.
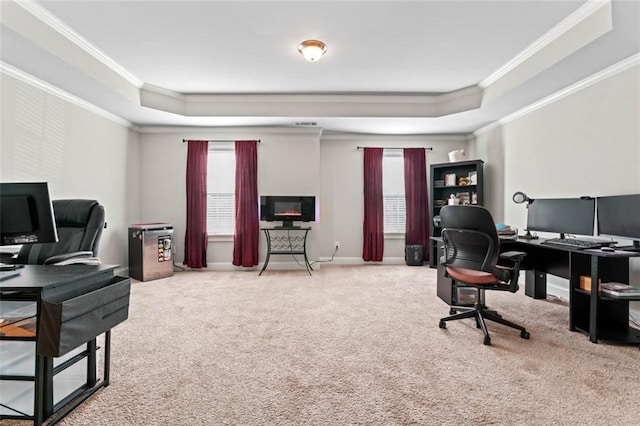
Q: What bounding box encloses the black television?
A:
[0,182,58,246]
[526,197,595,238]
[597,194,640,251]
[260,195,315,228]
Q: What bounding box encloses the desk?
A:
[260,227,312,275]
[433,237,640,344]
[0,265,130,425]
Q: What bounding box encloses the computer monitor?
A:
[0,182,58,246]
[597,194,640,250]
[526,197,595,238]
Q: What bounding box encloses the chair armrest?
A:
[44,251,94,265]
[498,251,527,292]
[499,251,527,262]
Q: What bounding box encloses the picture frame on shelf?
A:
[468,171,477,185]
[444,173,456,186]
[456,192,471,205]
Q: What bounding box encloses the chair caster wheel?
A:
[483,336,491,345]
[439,320,446,329]
[520,330,530,339]
[449,308,457,315]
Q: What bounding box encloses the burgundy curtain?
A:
[403,148,430,261]
[362,148,384,261]
[233,140,260,267]
[184,140,208,268]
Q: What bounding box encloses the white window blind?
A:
[382,152,406,233]
[207,144,235,235]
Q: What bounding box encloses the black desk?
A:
[433,237,640,344]
[260,227,312,275]
[0,265,130,425]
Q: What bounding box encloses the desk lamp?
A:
[512,191,538,239]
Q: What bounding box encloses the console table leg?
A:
[259,253,270,276]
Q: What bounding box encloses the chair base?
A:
[439,302,530,345]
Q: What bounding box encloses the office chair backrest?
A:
[16,199,105,265]
[440,205,508,282]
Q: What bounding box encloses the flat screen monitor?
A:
[597,194,640,250]
[260,195,315,228]
[526,197,595,238]
[0,182,58,246]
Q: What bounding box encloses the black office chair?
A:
[438,205,530,345]
[16,199,105,265]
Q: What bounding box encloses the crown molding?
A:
[473,53,640,137]
[480,0,612,103]
[140,84,483,118]
[320,132,467,142]
[10,0,143,88]
[136,125,324,136]
[1,61,133,128]
[0,0,621,131]
[481,0,611,88]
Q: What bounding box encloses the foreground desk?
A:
[0,265,130,425]
[260,227,312,275]
[434,237,640,345]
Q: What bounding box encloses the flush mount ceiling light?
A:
[297,39,327,62]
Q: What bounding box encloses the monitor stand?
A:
[518,229,538,240]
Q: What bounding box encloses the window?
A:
[207,143,235,235]
[382,151,406,233]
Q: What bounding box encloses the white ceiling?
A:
[1,0,639,135]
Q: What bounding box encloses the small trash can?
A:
[405,244,424,266]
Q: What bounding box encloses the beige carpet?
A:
[6,265,640,425]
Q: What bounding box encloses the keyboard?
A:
[541,238,606,250]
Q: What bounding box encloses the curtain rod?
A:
[182,139,261,143]
[357,146,432,151]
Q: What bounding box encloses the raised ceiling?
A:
[1,0,639,134]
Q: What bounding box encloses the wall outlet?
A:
[334,241,340,249]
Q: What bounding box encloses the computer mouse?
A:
[601,246,615,252]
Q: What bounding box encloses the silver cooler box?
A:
[128,223,174,281]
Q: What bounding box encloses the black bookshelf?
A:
[429,159,484,267]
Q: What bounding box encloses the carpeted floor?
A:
[4,265,640,425]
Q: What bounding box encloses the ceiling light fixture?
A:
[297,39,327,62]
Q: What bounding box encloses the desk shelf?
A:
[1,266,131,425]
[569,253,639,345]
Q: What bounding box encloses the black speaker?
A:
[405,244,424,266]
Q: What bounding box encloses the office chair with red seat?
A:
[438,205,530,345]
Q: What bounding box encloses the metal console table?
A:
[259,227,312,275]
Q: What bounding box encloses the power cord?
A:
[309,244,339,266]
[287,244,339,267]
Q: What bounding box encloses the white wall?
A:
[0,73,140,272]
[319,134,470,262]
[475,59,640,305]
[138,128,322,268]
[137,129,471,268]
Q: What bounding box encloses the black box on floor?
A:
[405,244,424,266]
